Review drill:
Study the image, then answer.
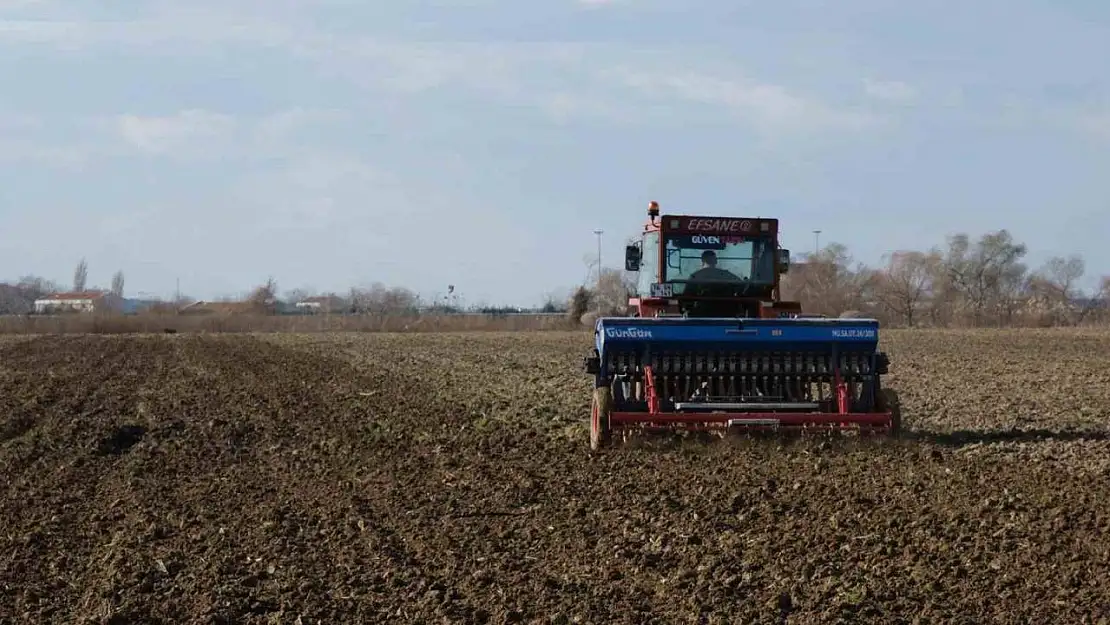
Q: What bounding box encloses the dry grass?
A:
[0,312,580,335]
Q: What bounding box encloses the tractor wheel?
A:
[877,388,902,437]
[591,387,613,451]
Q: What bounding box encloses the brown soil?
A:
[2,329,1110,624]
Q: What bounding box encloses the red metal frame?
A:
[643,365,660,414]
[608,412,893,427]
[834,365,850,414]
[609,356,893,434]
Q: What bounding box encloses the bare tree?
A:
[540,289,569,313]
[111,270,125,298]
[594,267,634,316]
[1024,255,1085,324]
[873,249,942,326]
[1043,255,1085,297]
[943,230,1028,326]
[73,258,88,292]
[17,275,61,300]
[349,282,419,314]
[246,277,279,312]
[0,276,64,315]
[567,286,592,323]
[1096,275,1110,323]
[922,255,957,326]
[378,285,419,314]
[785,244,874,317]
[0,285,28,314]
[996,258,1030,325]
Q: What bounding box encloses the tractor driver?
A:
[689,250,741,282]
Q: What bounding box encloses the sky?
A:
[1,0,1108,306]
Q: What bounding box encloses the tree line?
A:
[0,261,568,316]
[782,229,1107,327]
[567,229,1109,327]
[4,229,1108,326]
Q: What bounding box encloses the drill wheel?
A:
[877,388,903,437]
[590,386,613,451]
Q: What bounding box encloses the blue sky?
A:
[1,0,1108,305]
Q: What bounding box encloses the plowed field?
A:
[2,329,1110,624]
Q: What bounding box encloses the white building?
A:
[294,295,345,314]
[34,291,121,314]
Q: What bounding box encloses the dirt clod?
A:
[96,424,146,455]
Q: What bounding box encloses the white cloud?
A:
[0,138,97,168]
[863,79,917,104]
[301,37,878,133]
[0,8,296,48]
[1075,111,1110,140]
[116,109,236,154]
[299,39,649,125]
[305,39,569,95]
[0,4,896,150]
[0,0,49,9]
[538,91,629,124]
[938,86,965,109]
[0,106,353,170]
[1,2,869,135]
[609,67,880,132]
[251,107,350,145]
[0,112,39,130]
[228,150,403,231]
[109,107,349,160]
[0,111,122,167]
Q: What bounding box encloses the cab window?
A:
[635,232,660,296]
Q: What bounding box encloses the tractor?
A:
[582,201,901,449]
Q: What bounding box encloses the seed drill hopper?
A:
[583,201,901,449]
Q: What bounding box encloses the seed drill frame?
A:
[583,202,901,449]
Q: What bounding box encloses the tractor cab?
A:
[624,201,799,318]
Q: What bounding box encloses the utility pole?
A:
[593,229,603,314]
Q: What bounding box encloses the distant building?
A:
[33,291,122,314]
[178,300,257,315]
[178,299,279,315]
[294,295,345,314]
[119,298,163,314]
